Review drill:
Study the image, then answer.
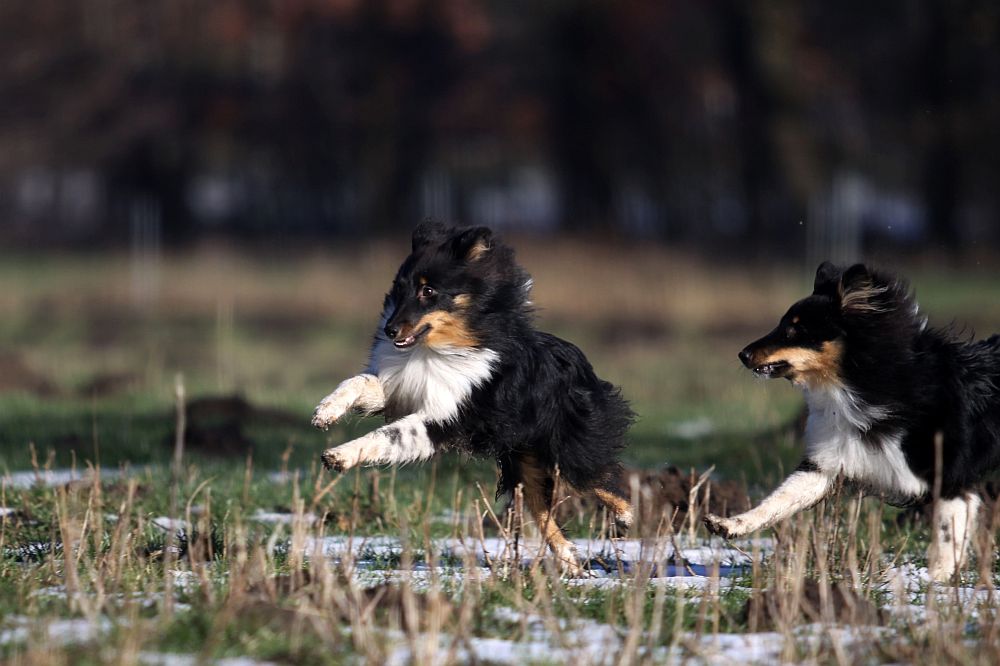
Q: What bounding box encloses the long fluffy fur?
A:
[313,222,635,571]
[707,261,1000,581]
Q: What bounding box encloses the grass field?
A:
[2,240,1000,664]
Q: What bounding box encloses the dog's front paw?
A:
[927,550,961,584]
[703,513,742,539]
[321,447,356,473]
[312,395,354,430]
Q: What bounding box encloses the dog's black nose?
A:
[738,349,752,367]
[384,324,399,339]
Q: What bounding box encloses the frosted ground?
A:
[4,471,997,665]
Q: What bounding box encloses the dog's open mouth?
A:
[393,324,431,349]
[752,361,791,378]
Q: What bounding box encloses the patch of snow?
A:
[668,417,716,439]
[170,570,200,593]
[568,575,739,591]
[878,562,993,619]
[0,468,124,489]
[383,630,639,666]
[0,617,115,647]
[296,535,758,595]
[30,585,68,598]
[687,630,788,664]
[152,517,190,533]
[139,653,279,666]
[0,627,28,645]
[251,510,318,525]
[686,623,890,665]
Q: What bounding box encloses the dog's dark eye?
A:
[420,285,436,298]
[786,326,796,339]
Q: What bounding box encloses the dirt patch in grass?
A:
[0,352,57,396]
[75,372,141,398]
[626,466,751,531]
[545,465,751,535]
[169,395,301,458]
[743,578,884,628]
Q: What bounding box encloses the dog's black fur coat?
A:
[804,263,1000,499]
[708,261,1000,579]
[394,222,635,498]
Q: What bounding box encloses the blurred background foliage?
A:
[1,0,998,476]
[1,0,998,257]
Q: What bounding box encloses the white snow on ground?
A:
[668,416,716,439]
[139,653,279,666]
[0,616,113,646]
[151,516,191,533]
[381,609,889,666]
[300,535,755,573]
[295,535,757,595]
[383,609,644,666]
[568,574,738,591]
[878,562,1000,621]
[384,633,635,666]
[0,468,124,489]
[354,565,495,592]
[250,509,319,525]
[685,630,788,664]
[684,623,892,665]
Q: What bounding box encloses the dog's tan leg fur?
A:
[594,487,633,529]
[520,456,581,575]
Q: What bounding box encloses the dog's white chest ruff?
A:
[804,387,927,499]
[374,341,498,423]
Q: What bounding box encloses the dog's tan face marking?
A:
[759,340,844,387]
[452,294,471,309]
[416,310,479,348]
[418,276,428,286]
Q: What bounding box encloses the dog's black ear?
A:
[813,261,841,295]
[450,226,493,262]
[412,220,448,252]
[840,263,870,291]
[839,263,886,312]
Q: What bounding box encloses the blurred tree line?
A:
[1,0,998,253]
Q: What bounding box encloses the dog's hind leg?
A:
[703,463,832,538]
[519,456,582,575]
[594,486,633,531]
[928,492,982,582]
[322,414,435,472]
[312,374,385,429]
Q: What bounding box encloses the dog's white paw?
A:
[927,551,961,583]
[321,446,358,473]
[703,513,744,539]
[311,394,355,430]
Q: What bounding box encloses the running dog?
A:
[705,261,1000,581]
[312,222,635,573]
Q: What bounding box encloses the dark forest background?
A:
[2,0,998,257]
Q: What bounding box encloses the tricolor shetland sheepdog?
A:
[312,222,635,573]
[704,261,1000,581]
